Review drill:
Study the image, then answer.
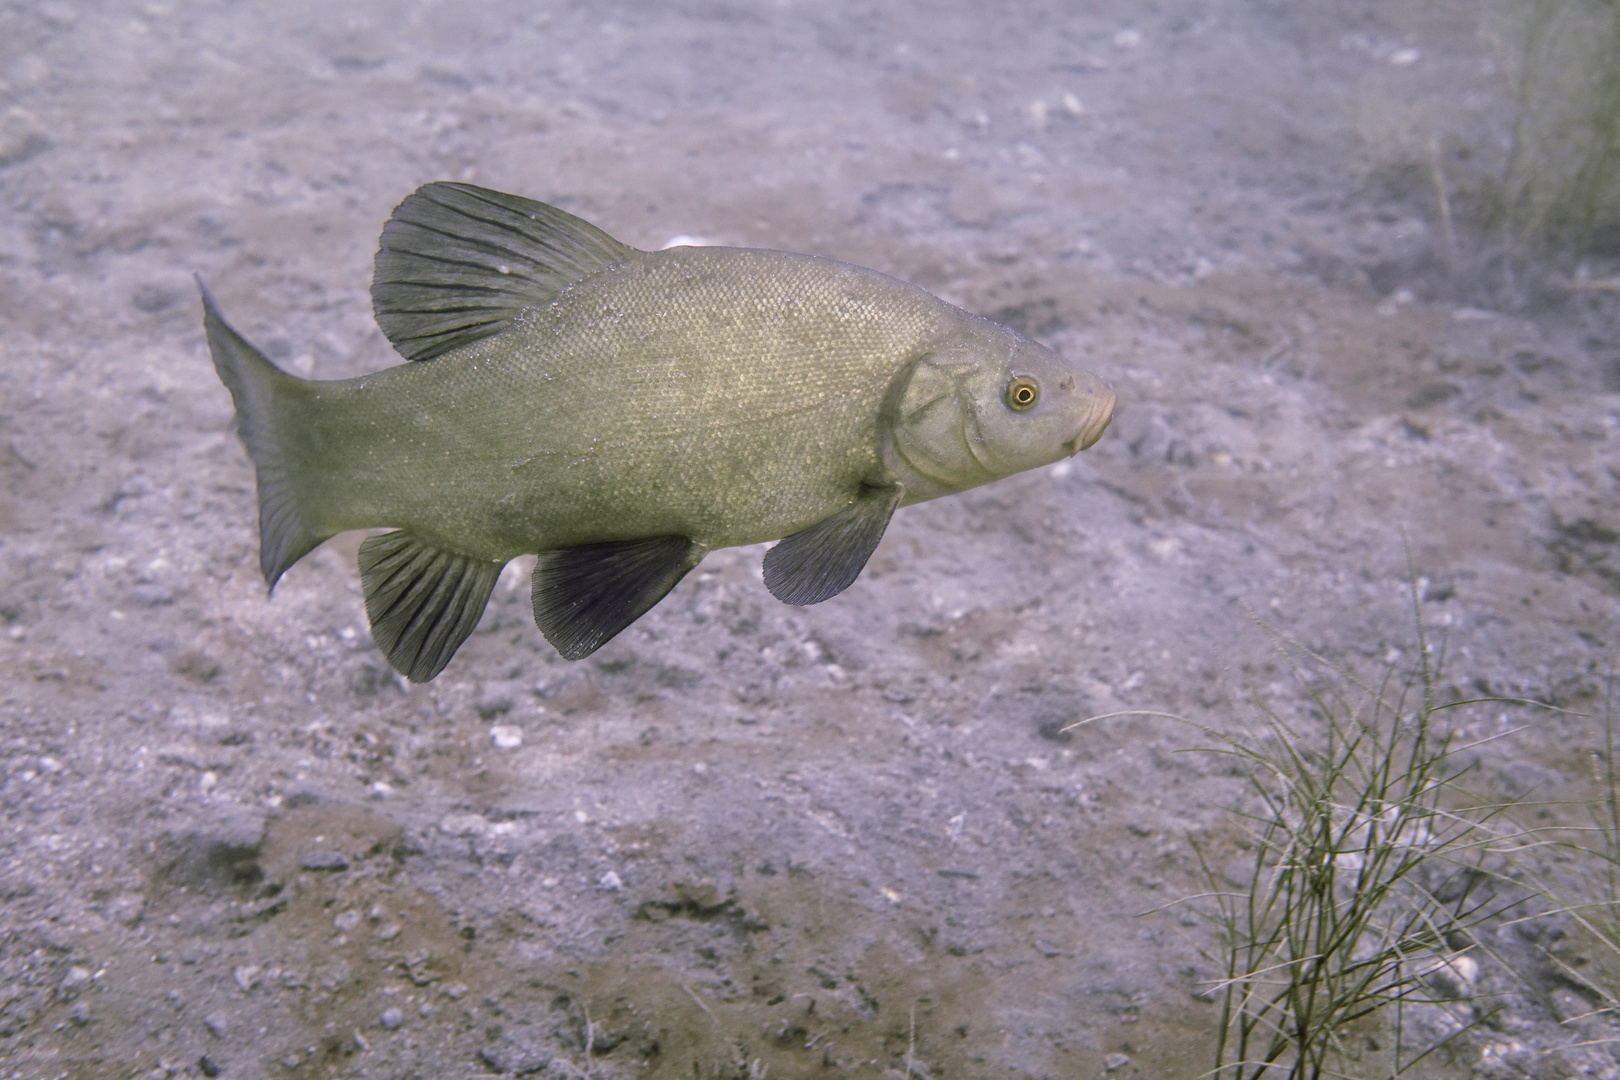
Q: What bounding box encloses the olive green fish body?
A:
[202,182,1115,680]
[298,248,948,559]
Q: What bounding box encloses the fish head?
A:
[888,318,1115,496]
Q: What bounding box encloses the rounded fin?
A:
[359,531,503,682]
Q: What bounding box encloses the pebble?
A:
[333,909,361,932]
[204,1010,230,1037]
[59,965,92,994]
[300,850,349,871]
[1426,954,1479,999]
[598,870,623,891]
[109,894,145,927]
[439,812,488,837]
[379,1006,403,1029]
[489,724,523,749]
[199,1055,221,1078]
[479,1025,552,1075]
[477,681,520,718]
[1105,1052,1132,1071]
[233,964,262,991]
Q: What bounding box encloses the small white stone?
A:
[1388,47,1421,67]
[1062,92,1084,116]
[1113,28,1141,49]
[692,762,708,775]
[199,771,217,794]
[598,870,623,891]
[379,1006,404,1029]
[333,909,361,932]
[1105,1052,1132,1071]
[233,964,262,991]
[490,724,523,749]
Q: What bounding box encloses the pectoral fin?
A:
[762,484,904,606]
[532,536,708,661]
[359,531,503,682]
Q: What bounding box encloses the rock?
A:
[480,1024,553,1075]
[59,965,92,996]
[204,1010,230,1037]
[300,850,349,871]
[198,1055,221,1078]
[490,723,524,749]
[478,680,522,718]
[1105,1052,1132,1071]
[159,803,267,891]
[380,1006,403,1029]
[108,894,145,927]
[233,964,262,991]
[1425,954,1479,999]
[439,813,488,836]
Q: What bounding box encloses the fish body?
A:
[202,183,1115,680]
[296,247,944,556]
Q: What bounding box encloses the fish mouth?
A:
[1064,385,1117,455]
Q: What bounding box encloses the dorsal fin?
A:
[371,182,637,361]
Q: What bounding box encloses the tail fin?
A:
[198,277,329,591]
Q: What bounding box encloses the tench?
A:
[201,182,1115,681]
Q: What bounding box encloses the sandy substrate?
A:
[2,2,1619,1078]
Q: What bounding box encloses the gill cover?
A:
[888,323,1115,496]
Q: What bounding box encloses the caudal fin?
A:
[198,277,329,590]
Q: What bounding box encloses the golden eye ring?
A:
[1005,377,1039,412]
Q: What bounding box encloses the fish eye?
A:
[1005,376,1039,412]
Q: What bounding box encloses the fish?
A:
[201,182,1115,681]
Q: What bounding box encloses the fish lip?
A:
[1064,389,1117,455]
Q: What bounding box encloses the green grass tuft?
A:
[1080,584,1544,1079]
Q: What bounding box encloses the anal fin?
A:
[532,536,707,661]
[763,484,903,606]
[359,531,503,682]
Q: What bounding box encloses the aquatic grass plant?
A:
[1500,0,1620,254]
[1190,620,1526,1079]
[1077,590,1538,1079]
